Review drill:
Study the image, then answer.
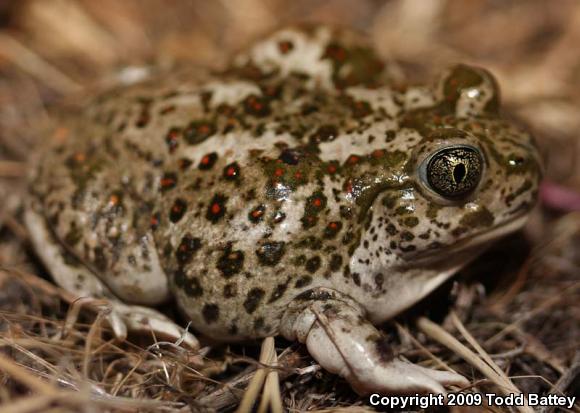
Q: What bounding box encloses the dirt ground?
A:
[0,1,579,412]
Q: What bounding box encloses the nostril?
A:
[508,155,526,166]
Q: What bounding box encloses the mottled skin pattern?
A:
[26,26,541,394]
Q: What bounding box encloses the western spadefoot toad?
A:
[25,25,542,394]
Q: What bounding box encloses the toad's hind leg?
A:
[280,288,468,395]
[24,207,199,349]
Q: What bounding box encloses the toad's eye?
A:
[422,146,484,199]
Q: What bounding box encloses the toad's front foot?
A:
[110,301,199,349]
[281,288,468,395]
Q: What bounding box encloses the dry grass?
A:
[0,1,579,412]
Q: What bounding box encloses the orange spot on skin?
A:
[178,159,191,169]
[327,45,346,61]
[274,168,284,177]
[312,198,322,208]
[327,164,337,174]
[74,152,86,163]
[201,155,210,165]
[161,178,175,187]
[328,222,338,230]
[211,203,221,215]
[278,41,293,54]
[150,216,159,227]
[247,96,264,112]
[252,210,263,218]
[198,124,211,135]
[347,155,359,165]
[294,171,302,179]
[109,194,119,205]
[226,167,236,176]
[372,150,384,158]
[52,127,70,144]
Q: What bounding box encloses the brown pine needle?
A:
[0,394,56,413]
[450,311,505,378]
[236,337,279,413]
[257,340,283,413]
[0,34,82,94]
[0,353,59,396]
[417,317,534,413]
[0,161,26,178]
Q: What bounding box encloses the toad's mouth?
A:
[400,212,530,267]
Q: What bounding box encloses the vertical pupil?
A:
[453,162,467,184]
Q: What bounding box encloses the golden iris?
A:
[426,146,483,198]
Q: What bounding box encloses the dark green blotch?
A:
[93,247,108,272]
[374,273,384,289]
[223,283,237,298]
[310,124,338,144]
[279,149,301,165]
[256,241,286,266]
[175,234,201,265]
[343,265,351,279]
[169,198,187,223]
[243,94,271,117]
[305,256,321,273]
[301,191,327,229]
[505,180,533,205]
[381,194,397,209]
[198,152,218,170]
[206,194,228,223]
[330,254,343,272]
[399,244,417,252]
[400,231,415,241]
[228,324,239,336]
[244,288,265,314]
[374,334,394,363]
[295,275,313,288]
[459,207,494,228]
[185,277,203,297]
[323,42,385,89]
[254,317,266,331]
[268,280,289,303]
[223,162,241,180]
[184,120,216,145]
[217,244,245,278]
[248,204,266,223]
[323,221,343,239]
[159,172,177,192]
[202,303,220,324]
[64,222,82,246]
[174,269,203,297]
[402,216,419,227]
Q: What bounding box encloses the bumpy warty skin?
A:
[27,25,541,343]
